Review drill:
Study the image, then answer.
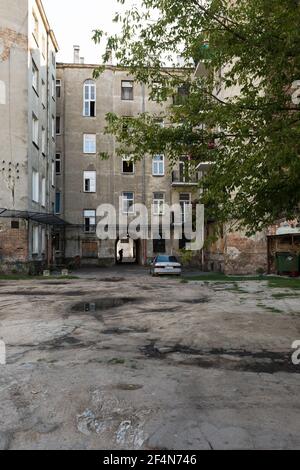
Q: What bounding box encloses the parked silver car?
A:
[150,255,182,276]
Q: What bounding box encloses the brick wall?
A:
[0,219,28,263]
[224,230,268,275]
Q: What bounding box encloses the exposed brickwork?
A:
[0,27,27,62]
[0,219,28,263]
[224,231,268,275]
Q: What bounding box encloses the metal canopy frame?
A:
[0,209,69,226]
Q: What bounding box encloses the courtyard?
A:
[0,267,299,450]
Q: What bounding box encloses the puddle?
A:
[102,327,148,335]
[140,343,299,374]
[180,298,209,304]
[99,278,126,283]
[71,297,140,313]
[110,383,144,391]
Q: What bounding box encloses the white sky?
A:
[43,0,135,64]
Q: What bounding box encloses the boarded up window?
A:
[82,241,98,259]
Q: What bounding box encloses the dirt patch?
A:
[0,291,86,297]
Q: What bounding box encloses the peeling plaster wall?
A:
[0,1,29,211]
[224,229,268,275]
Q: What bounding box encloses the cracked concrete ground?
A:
[0,266,300,450]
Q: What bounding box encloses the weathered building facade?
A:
[0,0,60,273]
[56,54,201,266]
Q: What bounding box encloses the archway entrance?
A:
[115,237,143,265]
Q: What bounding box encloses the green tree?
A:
[93,0,300,233]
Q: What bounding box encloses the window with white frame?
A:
[51,75,55,100]
[83,134,96,154]
[55,153,61,175]
[32,114,39,146]
[32,226,39,254]
[153,155,165,176]
[83,171,96,193]
[32,170,39,203]
[121,81,134,101]
[41,127,46,155]
[56,79,61,99]
[153,193,165,216]
[52,116,55,139]
[122,156,134,174]
[41,177,46,207]
[122,192,135,214]
[41,35,46,58]
[180,193,192,223]
[51,161,55,187]
[32,59,39,94]
[32,11,39,44]
[83,80,96,117]
[84,210,96,233]
[41,80,46,108]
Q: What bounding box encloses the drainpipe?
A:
[141,83,147,265]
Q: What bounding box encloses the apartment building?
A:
[0,0,61,273]
[56,50,201,266]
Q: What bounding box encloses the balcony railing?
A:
[172,171,199,186]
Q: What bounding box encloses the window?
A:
[41,228,46,254]
[180,193,192,223]
[41,80,46,108]
[83,134,96,154]
[122,156,134,174]
[56,79,61,99]
[83,171,96,193]
[41,127,46,155]
[121,80,134,101]
[33,11,39,44]
[51,161,55,187]
[32,170,39,203]
[153,155,165,176]
[55,153,61,175]
[41,177,46,207]
[11,221,19,230]
[52,116,55,139]
[55,192,61,214]
[153,193,165,216]
[83,80,96,117]
[56,116,61,135]
[32,226,39,254]
[52,52,56,67]
[84,210,96,233]
[32,114,39,146]
[173,84,190,106]
[52,76,55,100]
[122,192,134,214]
[32,59,38,94]
[41,35,46,58]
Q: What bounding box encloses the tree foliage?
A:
[93,0,300,233]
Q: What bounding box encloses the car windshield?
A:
[156,256,178,263]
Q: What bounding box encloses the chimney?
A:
[73,45,80,64]
[80,57,85,64]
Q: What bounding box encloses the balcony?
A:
[172,171,199,186]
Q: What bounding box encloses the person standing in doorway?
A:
[119,249,124,264]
